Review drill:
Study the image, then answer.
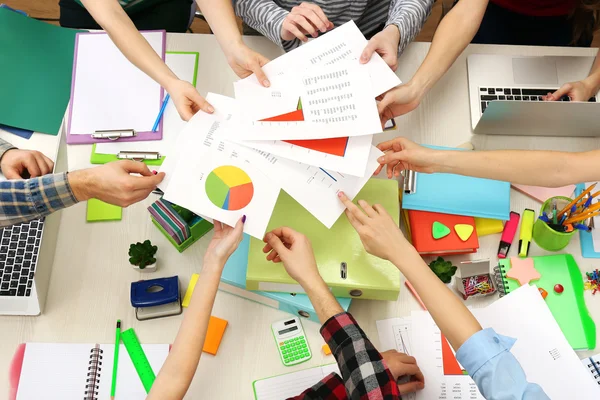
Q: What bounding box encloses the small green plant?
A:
[428,257,457,284]
[128,240,158,269]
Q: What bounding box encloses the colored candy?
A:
[554,284,564,294]
[584,269,599,295]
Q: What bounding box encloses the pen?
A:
[519,209,535,257]
[574,223,591,232]
[552,202,557,224]
[152,94,170,132]
[111,320,121,400]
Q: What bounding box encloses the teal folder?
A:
[402,145,511,220]
[574,183,600,258]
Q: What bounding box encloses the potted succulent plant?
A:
[129,240,158,272]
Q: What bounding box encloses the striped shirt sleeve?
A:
[0,172,78,227]
[234,0,290,48]
[386,0,434,54]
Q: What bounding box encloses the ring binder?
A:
[92,129,136,140]
[84,344,103,400]
[493,264,509,297]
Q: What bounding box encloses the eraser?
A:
[203,316,228,355]
[322,344,331,356]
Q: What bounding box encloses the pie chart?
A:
[206,166,254,211]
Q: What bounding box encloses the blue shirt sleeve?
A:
[456,328,550,400]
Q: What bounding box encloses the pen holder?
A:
[532,196,575,251]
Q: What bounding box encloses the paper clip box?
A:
[220,235,351,324]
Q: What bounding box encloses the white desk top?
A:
[1,34,599,399]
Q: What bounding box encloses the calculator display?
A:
[278,326,298,335]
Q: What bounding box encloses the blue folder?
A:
[402,145,511,220]
[575,183,600,258]
[221,234,351,324]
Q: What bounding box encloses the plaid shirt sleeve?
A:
[0,138,17,160]
[289,312,400,400]
[0,172,78,227]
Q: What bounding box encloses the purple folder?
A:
[66,30,166,144]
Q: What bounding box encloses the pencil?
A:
[152,94,170,132]
[558,183,597,216]
[110,320,121,400]
[564,211,600,225]
[405,280,427,311]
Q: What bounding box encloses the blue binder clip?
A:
[130,276,182,320]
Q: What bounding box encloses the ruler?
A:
[122,328,156,393]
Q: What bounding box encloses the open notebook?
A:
[582,353,600,387]
[253,364,339,400]
[16,343,169,399]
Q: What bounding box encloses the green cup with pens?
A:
[533,185,598,251]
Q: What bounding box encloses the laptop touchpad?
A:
[512,57,558,85]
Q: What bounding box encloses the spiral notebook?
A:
[15,342,168,399]
[582,353,600,386]
[493,255,595,350]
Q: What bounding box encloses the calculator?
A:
[271,317,312,366]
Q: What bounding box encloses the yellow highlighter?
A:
[518,209,535,257]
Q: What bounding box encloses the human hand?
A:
[262,227,322,286]
[544,80,596,102]
[281,2,334,43]
[204,217,245,269]
[166,79,214,121]
[381,350,425,393]
[225,41,271,87]
[0,149,53,179]
[68,160,164,207]
[374,137,438,177]
[338,192,410,261]
[360,25,400,71]
[377,82,423,127]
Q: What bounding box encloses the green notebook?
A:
[495,254,595,350]
[0,9,82,134]
[246,178,401,301]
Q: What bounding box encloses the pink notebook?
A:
[511,184,575,203]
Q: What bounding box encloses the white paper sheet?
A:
[229,62,380,140]
[69,32,163,135]
[95,52,197,157]
[245,146,382,228]
[232,134,373,177]
[162,112,280,239]
[254,364,340,400]
[241,20,401,98]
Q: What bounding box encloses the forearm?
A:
[231,0,288,48]
[583,49,600,95]
[391,246,481,350]
[409,0,487,96]
[303,278,344,324]
[387,0,434,54]
[149,268,222,400]
[431,148,598,187]
[80,0,178,89]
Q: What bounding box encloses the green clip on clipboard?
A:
[90,51,199,165]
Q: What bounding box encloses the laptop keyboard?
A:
[479,87,597,113]
[0,219,43,297]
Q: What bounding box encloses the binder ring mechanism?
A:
[117,151,161,162]
[400,169,417,195]
[92,129,136,141]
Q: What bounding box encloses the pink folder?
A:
[511,184,575,203]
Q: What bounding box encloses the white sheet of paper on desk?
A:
[254,364,340,400]
[241,20,401,98]
[245,146,382,228]
[95,52,196,157]
[68,31,163,135]
[229,62,381,140]
[234,134,373,177]
[162,111,280,239]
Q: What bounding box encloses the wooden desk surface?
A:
[1,34,599,398]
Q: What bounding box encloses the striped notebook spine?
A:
[84,344,103,400]
[493,263,510,297]
[583,357,600,385]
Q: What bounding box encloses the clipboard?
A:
[90,51,199,165]
[575,183,600,258]
[66,30,166,144]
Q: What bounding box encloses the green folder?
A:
[0,9,83,134]
[90,51,199,165]
[497,254,596,350]
[246,178,401,301]
[86,199,122,222]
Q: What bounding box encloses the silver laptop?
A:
[0,124,66,315]
[467,54,599,136]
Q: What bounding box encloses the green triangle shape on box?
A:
[432,221,451,239]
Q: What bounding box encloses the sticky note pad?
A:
[182,273,199,307]
[86,199,122,222]
[203,316,228,355]
[474,217,504,237]
[322,344,331,355]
